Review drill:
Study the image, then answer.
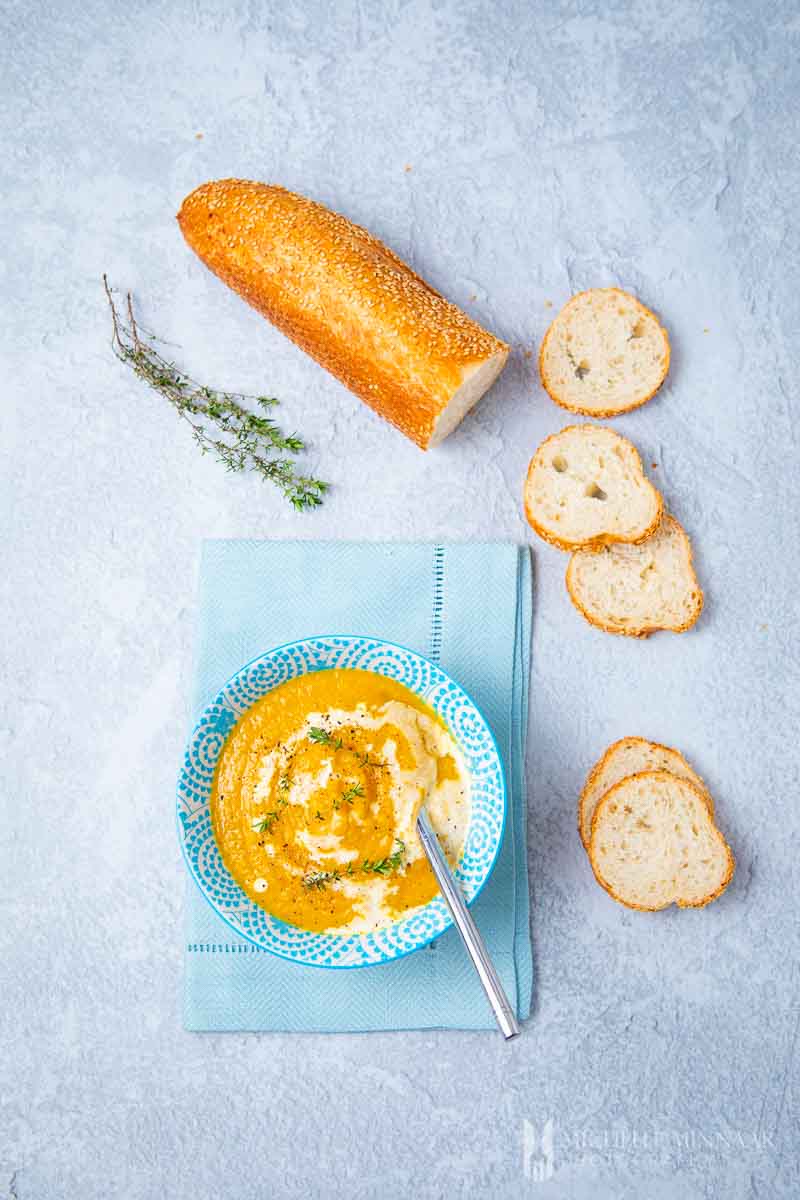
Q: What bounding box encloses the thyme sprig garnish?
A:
[308,727,343,749]
[355,751,386,769]
[303,866,351,890]
[307,726,385,769]
[333,781,365,811]
[252,791,289,835]
[302,840,405,890]
[103,276,329,510]
[362,840,406,876]
[252,812,280,835]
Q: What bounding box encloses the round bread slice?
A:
[589,770,734,911]
[524,425,663,550]
[578,736,713,850]
[566,513,703,637]
[539,288,670,416]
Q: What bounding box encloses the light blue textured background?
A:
[2,1,798,1197]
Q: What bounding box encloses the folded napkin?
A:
[184,541,532,1032]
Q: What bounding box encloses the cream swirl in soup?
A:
[211,669,471,933]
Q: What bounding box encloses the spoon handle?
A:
[416,808,520,1040]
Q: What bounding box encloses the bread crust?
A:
[565,514,704,636]
[539,287,671,417]
[523,425,664,550]
[588,770,735,911]
[577,736,714,851]
[177,179,508,449]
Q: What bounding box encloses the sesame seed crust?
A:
[177,180,508,448]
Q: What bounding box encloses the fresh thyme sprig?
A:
[307,726,385,768]
[308,727,343,749]
[103,276,329,511]
[252,791,290,835]
[302,840,405,890]
[340,783,365,804]
[362,840,406,876]
[355,751,386,770]
[252,812,280,835]
[303,867,349,890]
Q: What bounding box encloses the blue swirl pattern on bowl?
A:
[176,635,506,968]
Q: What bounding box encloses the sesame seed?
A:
[178,178,507,448]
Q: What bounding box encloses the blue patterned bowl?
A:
[176,635,506,968]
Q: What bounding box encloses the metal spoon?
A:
[416,807,520,1039]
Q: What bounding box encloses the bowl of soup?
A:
[177,635,506,968]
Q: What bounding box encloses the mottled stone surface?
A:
[2,0,799,1196]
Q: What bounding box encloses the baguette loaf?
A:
[177,180,509,449]
[578,736,713,850]
[566,514,703,637]
[524,425,663,550]
[589,770,734,910]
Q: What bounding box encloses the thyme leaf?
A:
[355,751,386,770]
[340,783,365,804]
[103,276,329,510]
[303,868,342,890]
[307,726,384,769]
[362,840,406,876]
[252,812,280,835]
[302,840,405,890]
[308,727,343,749]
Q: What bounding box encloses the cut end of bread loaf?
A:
[566,514,703,637]
[589,770,734,910]
[540,288,670,417]
[578,736,713,850]
[524,425,663,550]
[426,349,509,447]
[177,179,509,450]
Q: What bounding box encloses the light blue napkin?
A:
[184,541,533,1031]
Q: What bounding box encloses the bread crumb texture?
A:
[589,770,734,910]
[539,288,670,416]
[524,424,663,550]
[566,513,703,637]
[578,736,713,850]
[177,179,508,448]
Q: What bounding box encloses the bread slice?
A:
[539,288,670,416]
[578,736,713,850]
[524,425,663,550]
[565,513,703,637]
[589,771,734,910]
[177,180,508,450]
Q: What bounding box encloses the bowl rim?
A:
[176,632,508,969]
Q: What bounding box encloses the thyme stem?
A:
[103,276,329,510]
[302,840,406,890]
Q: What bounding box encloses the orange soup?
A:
[211,668,470,933]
